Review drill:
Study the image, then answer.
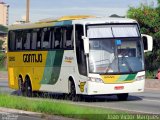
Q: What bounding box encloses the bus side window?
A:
[31,29,38,50]
[54,27,62,49]
[23,30,31,50]
[42,28,51,49]
[9,31,16,51]
[75,25,87,76]
[15,31,23,50]
[37,29,42,49]
[51,28,55,49]
[63,26,73,49]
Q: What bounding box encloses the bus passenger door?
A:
[75,25,87,77]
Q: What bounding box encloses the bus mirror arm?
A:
[82,36,89,55]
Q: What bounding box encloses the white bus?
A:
[7,16,153,100]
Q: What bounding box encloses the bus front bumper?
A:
[86,80,145,95]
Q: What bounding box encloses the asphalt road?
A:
[0,78,160,115]
[77,89,160,114]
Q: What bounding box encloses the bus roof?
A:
[9,15,137,30]
[72,17,137,25]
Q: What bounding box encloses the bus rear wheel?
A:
[117,93,128,101]
[18,76,25,96]
[24,77,33,97]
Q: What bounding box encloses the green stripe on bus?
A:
[124,74,136,81]
[41,50,64,84]
[117,75,128,82]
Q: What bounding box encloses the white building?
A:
[0,2,9,26]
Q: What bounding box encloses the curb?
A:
[0,107,76,120]
[0,107,43,118]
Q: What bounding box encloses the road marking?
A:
[143,98,160,103]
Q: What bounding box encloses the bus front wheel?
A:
[24,77,33,97]
[117,93,128,101]
[69,80,80,101]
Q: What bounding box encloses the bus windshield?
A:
[87,24,144,74]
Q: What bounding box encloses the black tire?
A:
[117,93,129,101]
[18,76,25,96]
[69,81,80,101]
[62,93,69,100]
[24,77,33,97]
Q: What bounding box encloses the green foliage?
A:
[0,94,153,120]
[0,40,4,50]
[0,94,125,120]
[0,25,8,33]
[110,14,125,18]
[145,70,157,79]
[127,1,160,77]
[0,24,7,51]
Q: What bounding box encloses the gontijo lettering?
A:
[23,54,42,63]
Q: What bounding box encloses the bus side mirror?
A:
[141,34,153,52]
[82,36,89,55]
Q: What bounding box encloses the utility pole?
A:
[26,0,30,23]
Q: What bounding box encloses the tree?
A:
[110,14,125,18]
[0,25,8,33]
[127,1,160,73]
[0,40,4,50]
[0,24,8,49]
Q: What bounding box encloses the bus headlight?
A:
[136,75,145,81]
[89,77,103,83]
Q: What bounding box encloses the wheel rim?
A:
[71,84,75,96]
[25,79,32,97]
[27,85,31,96]
[18,77,24,95]
[70,82,76,100]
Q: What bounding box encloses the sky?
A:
[3,0,158,24]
